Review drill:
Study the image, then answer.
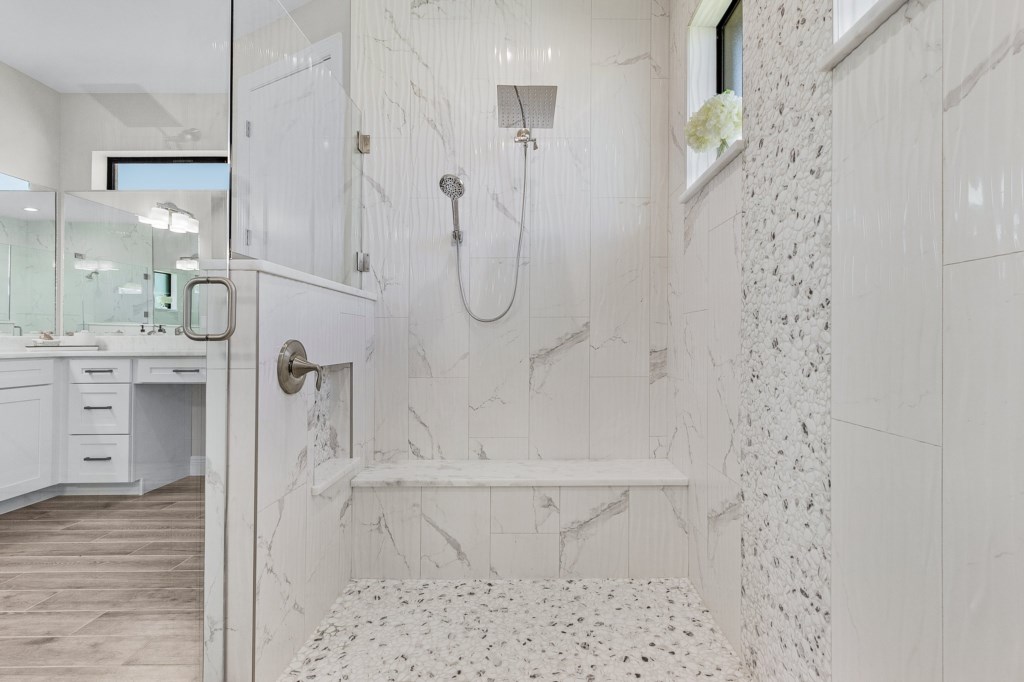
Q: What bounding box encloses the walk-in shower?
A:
[439,85,557,323]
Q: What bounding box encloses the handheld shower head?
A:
[439,174,464,201]
[439,174,465,242]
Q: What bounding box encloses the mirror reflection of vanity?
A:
[0,15,228,510]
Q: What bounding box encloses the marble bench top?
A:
[351,459,689,488]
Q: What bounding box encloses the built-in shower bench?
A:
[351,459,689,581]
[351,458,688,488]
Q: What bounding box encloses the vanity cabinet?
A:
[0,360,56,501]
[0,354,205,506]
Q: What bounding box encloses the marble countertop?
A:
[352,459,689,488]
[0,348,207,360]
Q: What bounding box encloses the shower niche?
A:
[307,361,353,493]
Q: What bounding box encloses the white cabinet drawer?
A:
[68,384,131,435]
[67,359,132,384]
[0,359,54,390]
[67,435,132,483]
[134,358,206,384]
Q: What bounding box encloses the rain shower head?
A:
[497,85,557,129]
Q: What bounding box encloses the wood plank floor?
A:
[0,477,203,681]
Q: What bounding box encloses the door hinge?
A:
[356,131,370,154]
[355,252,371,273]
[245,121,252,138]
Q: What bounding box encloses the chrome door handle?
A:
[182,276,237,342]
[277,340,323,394]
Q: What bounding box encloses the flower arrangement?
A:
[684,90,742,157]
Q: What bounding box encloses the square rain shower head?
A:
[497,85,557,129]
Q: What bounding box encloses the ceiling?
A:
[0,192,57,221]
[0,0,233,93]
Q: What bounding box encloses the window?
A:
[107,156,229,191]
[153,271,177,311]
[716,0,743,96]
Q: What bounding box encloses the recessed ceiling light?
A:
[23,207,38,212]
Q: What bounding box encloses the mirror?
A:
[63,191,223,333]
[0,188,56,335]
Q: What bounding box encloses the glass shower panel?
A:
[232,0,363,287]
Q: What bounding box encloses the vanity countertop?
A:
[0,348,207,360]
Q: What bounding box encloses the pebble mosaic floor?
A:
[282,578,750,681]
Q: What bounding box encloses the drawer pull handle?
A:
[84,456,113,462]
[83,405,114,411]
[172,369,201,374]
[84,369,115,374]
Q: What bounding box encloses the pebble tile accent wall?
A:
[740,0,833,679]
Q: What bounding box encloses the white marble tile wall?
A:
[354,0,670,463]
[669,158,743,651]
[832,0,1024,680]
[352,483,688,579]
[221,269,372,682]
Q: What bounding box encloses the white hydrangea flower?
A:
[685,90,742,154]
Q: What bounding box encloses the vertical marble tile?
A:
[531,0,592,138]
[651,13,671,78]
[254,488,306,679]
[353,488,421,579]
[676,311,708,593]
[591,20,652,198]
[408,378,469,460]
[469,258,529,437]
[529,318,590,459]
[651,78,671,256]
[832,421,942,682]
[491,487,559,534]
[559,487,629,578]
[943,253,1024,681]
[590,378,650,460]
[374,317,409,462]
[680,197,708,314]
[628,486,687,578]
[421,488,490,578]
[490,533,560,579]
[708,216,742,479]
[650,257,670,437]
[530,138,591,318]
[304,483,351,639]
[352,0,412,138]
[943,0,1024,264]
[470,437,528,460]
[411,0,472,20]
[833,0,943,445]
[408,196,470,378]
[590,198,651,377]
[364,201,411,318]
[593,0,652,20]
[704,468,741,652]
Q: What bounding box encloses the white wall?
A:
[356,0,670,464]
[59,93,228,191]
[0,62,61,189]
[832,0,1024,679]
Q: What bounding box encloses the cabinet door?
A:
[0,385,54,502]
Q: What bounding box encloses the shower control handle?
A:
[277,340,324,394]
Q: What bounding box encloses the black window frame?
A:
[106,156,229,191]
[715,0,743,95]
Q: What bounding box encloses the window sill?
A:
[679,139,745,205]
[820,0,909,71]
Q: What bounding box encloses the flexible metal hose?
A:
[454,143,528,323]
